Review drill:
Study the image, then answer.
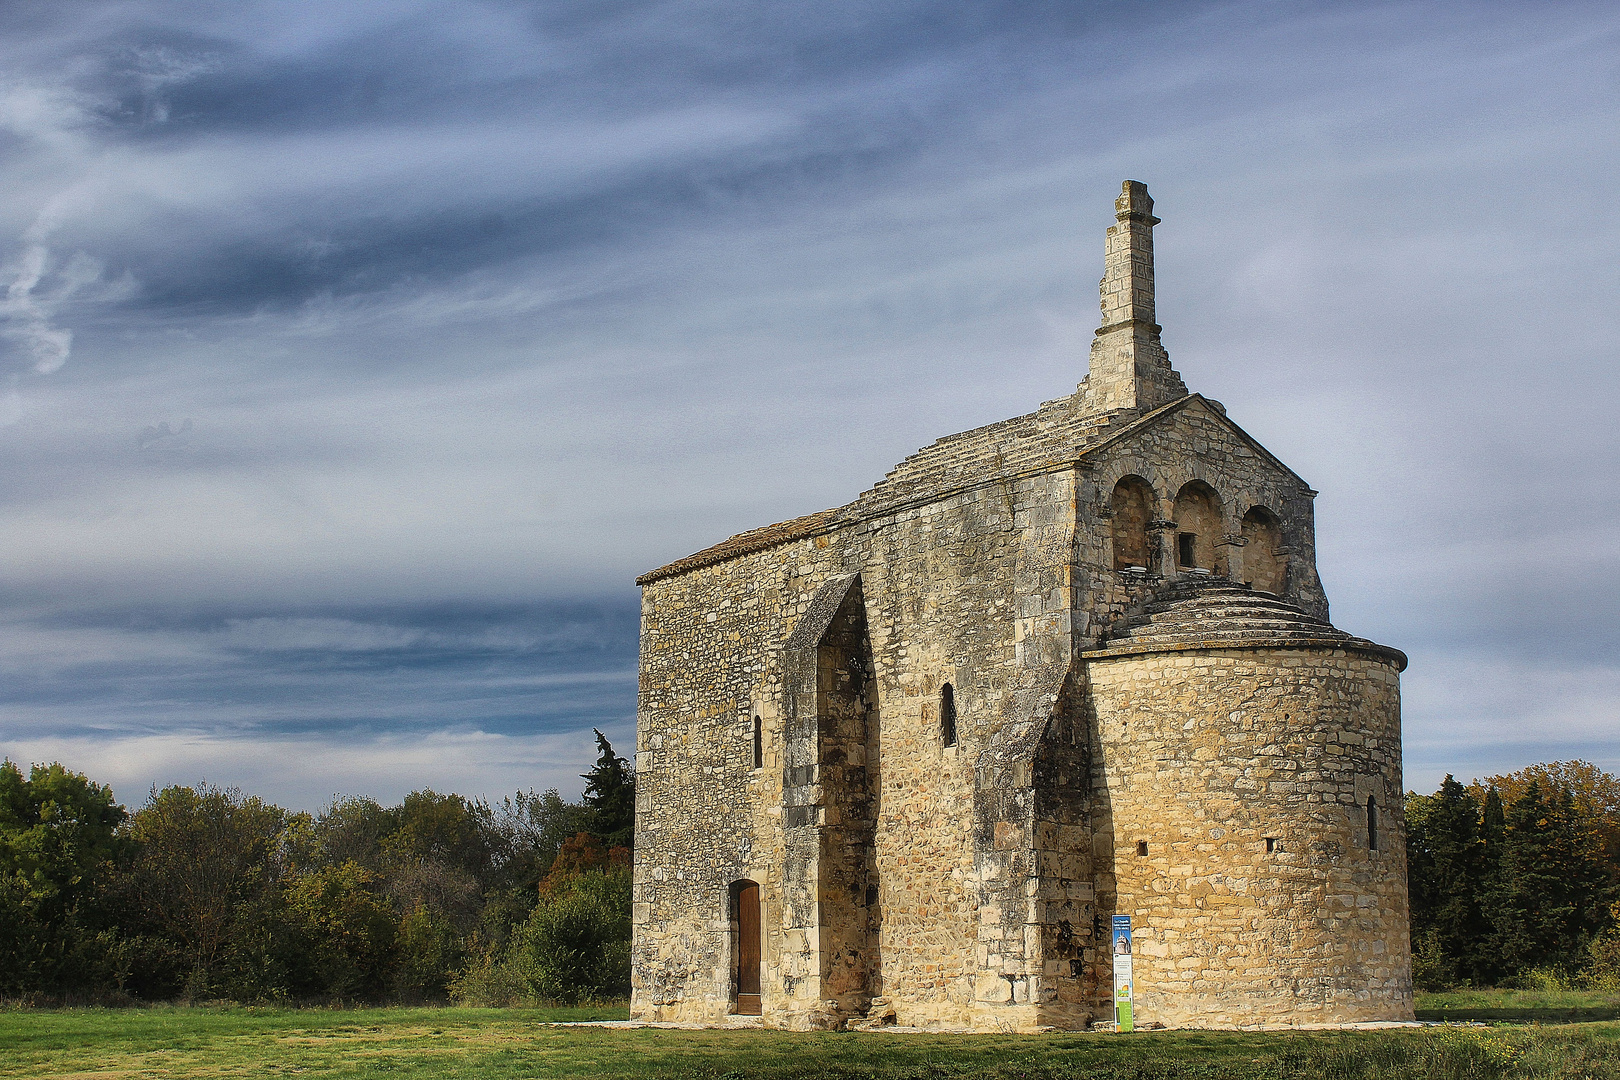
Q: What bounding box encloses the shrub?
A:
[395,902,461,1001]
[283,862,398,1000]
[516,866,632,1002]
[1584,913,1620,992]
[454,864,631,1005]
[1506,966,1574,992]
[448,943,531,1007]
[1410,929,1456,992]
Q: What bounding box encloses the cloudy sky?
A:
[0,1,1615,811]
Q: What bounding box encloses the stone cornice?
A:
[1094,318,1163,337]
[1081,636,1408,672]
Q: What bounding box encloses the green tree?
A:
[1475,760,1620,872]
[581,731,635,851]
[387,790,496,882]
[1489,782,1611,976]
[1472,786,1507,984]
[122,784,289,997]
[506,863,632,1003]
[0,761,128,995]
[395,902,460,1001]
[493,788,592,893]
[374,791,503,997]
[283,862,398,1000]
[383,791,493,936]
[1406,776,1489,983]
[312,796,397,873]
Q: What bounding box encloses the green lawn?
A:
[1417,986,1620,1023]
[1,996,1618,1079]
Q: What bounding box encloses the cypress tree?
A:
[1423,776,1488,982]
[1473,786,1507,983]
[1404,790,1436,929]
[1494,781,1564,974]
[1538,786,1611,969]
[1487,781,1612,977]
[580,731,635,852]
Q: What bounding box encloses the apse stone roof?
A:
[1084,578,1407,670]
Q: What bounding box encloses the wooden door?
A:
[735,882,761,1015]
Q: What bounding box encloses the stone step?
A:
[1109,619,1327,643]
[1145,601,1326,622]
[1112,614,1324,634]
[1099,574,1355,650]
[1114,607,1323,631]
[1140,594,1284,616]
[1097,628,1361,650]
[1143,605,1295,620]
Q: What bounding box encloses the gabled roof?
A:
[634,507,843,586]
[635,393,1305,586]
[1088,394,1314,492]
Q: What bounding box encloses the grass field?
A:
[1417,986,1620,1024]
[3,993,1619,1079]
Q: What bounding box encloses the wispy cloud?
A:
[0,1,1614,807]
[2,241,80,374]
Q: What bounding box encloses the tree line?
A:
[0,732,633,1005]
[1406,760,1620,990]
[9,745,1620,1003]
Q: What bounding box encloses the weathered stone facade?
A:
[631,182,1412,1031]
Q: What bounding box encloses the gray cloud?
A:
[0,0,1615,807]
[0,598,636,806]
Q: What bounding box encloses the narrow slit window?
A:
[940,683,957,747]
[1136,841,1149,857]
[1367,796,1379,851]
[1178,532,1197,568]
[752,716,763,770]
[1265,837,1277,854]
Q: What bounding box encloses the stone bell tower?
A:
[1079,180,1188,414]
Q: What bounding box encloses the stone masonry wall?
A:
[807,582,880,1013]
[632,400,1406,1031]
[1085,647,1413,1028]
[634,471,1081,1029]
[858,485,1024,1029]
[1029,672,1098,1028]
[634,538,827,1024]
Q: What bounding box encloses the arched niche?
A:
[1110,475,1154,571]
[1240,506,1286,595]
[1172,481,1224,574]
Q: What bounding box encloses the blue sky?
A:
[0,0,1615,810]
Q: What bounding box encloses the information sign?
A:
[1112,915,1134,1032]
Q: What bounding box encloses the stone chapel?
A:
[629,181,1413,1031]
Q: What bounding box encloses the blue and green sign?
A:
[1112,915,1134,1032]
